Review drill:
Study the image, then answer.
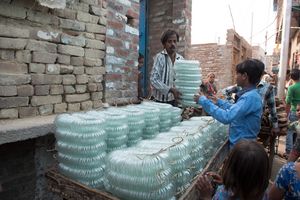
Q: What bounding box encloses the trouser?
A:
[286,111,298,154]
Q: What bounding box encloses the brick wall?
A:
[105,0,140,105]
[147,0,192,89]
[187,29,253,90]
[0,0,107,119]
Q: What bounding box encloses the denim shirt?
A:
[198,88,262,147]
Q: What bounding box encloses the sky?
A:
[191,0,277,55]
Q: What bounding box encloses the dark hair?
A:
[160,29,179,45]
[138,53,144,60]
[221,140,270,200]
[236,59,264,85]
[290,68,300,81]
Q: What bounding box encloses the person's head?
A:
[160,29,179,55]
[221,140,270,200]
[296,104,300,119]
[206,73,215,84]
[235,59,264,87]
[138,53,144,68]
[286,69,291,81]
[290,68,300,81]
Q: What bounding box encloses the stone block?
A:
[88,83,97,92]
[0,38,27,50]
[70,56,84,66]
[19,107,38,118]
[85,39,105,49]
[75,85,87,93]
[0,86,17,96]
[81,100,93,110]
[95,34,106,41]
[89,75,103,83]
[86,23,106,34]
[77,11,99,24]
[15,50,31,63]
[85,67,105,75]
[98,16,107,26]
[76,74,89,84]
[91,92,102,100]
[31,74,62,85]
[64,85,75,94]
[68,103,80,112]
[17,85,34,97]
[93,100,103,108]
[73,66,85,75]
[97,83,103,91]
[31,95,62,106]
[61,34,86,47]
[35,85,50,95]
[0,108,18,119]
[31,30,60,43]
[38,104,53,115]
[0,61,28,74]
[53,8,76,20]
[89,6,106,16]
[69,2,89,12]
[46,64,60,74]
[0,50,15,60]
[54,103,67,113]
[57,54,71,65]
[60,65,73,74]
[50,85,64,95]
[26,40,57,53]
[0,97,29,108]
[58,44,84,56]
[29,63,45,73]
[0,74,31,86]
[0,3,27,19]
[85,48,104,59]
[62,75,76,85]
[0,24,30,38]
[32,52,57,64]
[27,10,59,25]
[80,0,98,5]
[65,93,90,103]
[84,57,102,67]
[59,18,85,31]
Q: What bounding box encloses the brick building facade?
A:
[187,29,253,90]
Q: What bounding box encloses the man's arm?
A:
[150,54,171,96]
[266,85,280,133]
[285,86,292,114]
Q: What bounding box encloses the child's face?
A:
[297,105,300,118]
[208,75,215,83]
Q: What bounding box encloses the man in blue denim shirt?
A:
[194,59,264,147]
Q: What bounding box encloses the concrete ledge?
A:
[0,115,56,145]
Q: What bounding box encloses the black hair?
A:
[138,53,144,60]
[290,68,300,81]
[222,140,270,200]
[236,59,264,85]
[160,29,179,45]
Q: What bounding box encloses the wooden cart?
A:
[46,140,229,200]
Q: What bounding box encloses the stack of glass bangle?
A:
[105,147,175,200]
[103,109,129,152]
[120,106,145,146]
[141,101,173,132]
[171,106,182,125]
[54,112,107,189]
[174,60,202,107]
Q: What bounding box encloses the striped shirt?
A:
[150,49,183,102]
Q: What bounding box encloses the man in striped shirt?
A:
[150,29,184,106]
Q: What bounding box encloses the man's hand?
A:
[207,95,218,104]
[271,127,280,136]
[196,175,214,200]
[194,93,201,103]
[170,87,182,100]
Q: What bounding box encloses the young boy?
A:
[194,59,264,147]
[285,69,300,157]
